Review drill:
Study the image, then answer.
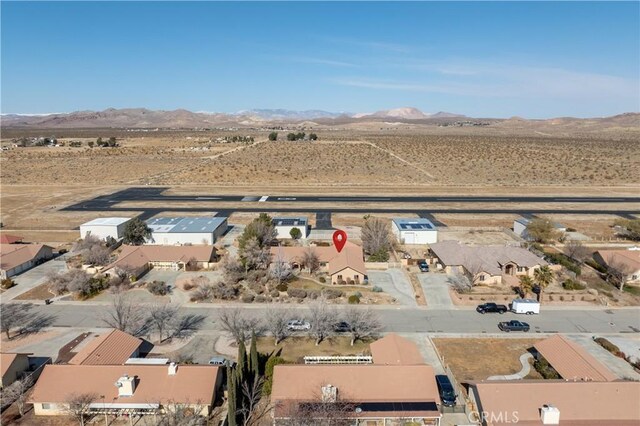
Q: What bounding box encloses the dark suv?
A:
[476,302,508,314]
[435,375,456,407]
[418,260,430,272]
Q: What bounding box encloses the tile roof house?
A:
[103,245,218,279]
[594,248,640,285]
[0,243,54,279]
[30,363,222,418]
[1,353,32,388]
[68,329,144,366]
[271,364,442,425]
[0,234,24,244]
[468,380,640,425]
[428,240,547,285]
[370,333,425,365]
[271,241,367,284]
[533,334,617,382]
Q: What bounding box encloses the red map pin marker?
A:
[332,230,347,253]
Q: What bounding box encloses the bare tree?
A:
[302,249,320,274]
[217,308,261,343]
[361,218,392,260]
[82,244,111,266]
[270,248,293,284]
[564,240,590,264]
[1,303,30,339]
[464,258,486,286]
[157,401,209,426]
[147,304,180,342]
[1,375,33,416]
[342,307,382,346]
[264,306,291,346]
[238,376,272,426]
[446,273,472,293]
[64,392,98,426]
[102,293,145,335]
[47,269,91,296]
[221,255,245,284]
[308,297,335,345]
[242,237,272,272]
[72,234,102,253]
[280,390,356,426]
[605,258,631,291]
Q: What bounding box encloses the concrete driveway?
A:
[2,256,68,301]
[367,270,416,306]
[417,273,455,309]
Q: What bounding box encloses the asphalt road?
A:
[19,302,640,335]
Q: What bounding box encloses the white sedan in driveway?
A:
[287,319,311,331]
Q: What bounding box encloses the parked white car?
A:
[287,319,311,331]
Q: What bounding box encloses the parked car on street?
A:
[333,321,351,332]
[498,320,530,332]
[418,260,430,272]
[476,302,508,314]
[435,375,457,406]
[208,356,235,367]
[287,319,311,331]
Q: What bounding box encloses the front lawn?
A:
[256,336,373,363]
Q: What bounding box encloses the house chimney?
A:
[321,384,337,403]
[168,362,178,376]
[115,374,136,397]
[540,404,560,425]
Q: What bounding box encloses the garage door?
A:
[404,232,415,244]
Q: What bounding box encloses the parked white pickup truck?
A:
[511,298,540,315]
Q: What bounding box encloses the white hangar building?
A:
[392,218,438,244]
[272,217,309,239]
[146,216,228,245]
[79,217,132,241]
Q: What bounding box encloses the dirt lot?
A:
[432,337,543,381]
[256,336,372,363]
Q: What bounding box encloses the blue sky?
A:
[2,2,638,118]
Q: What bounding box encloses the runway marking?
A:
[258,196,269,202]
[277,197,297,201]
[318,197,391,201]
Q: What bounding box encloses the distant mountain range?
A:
[1,107,637,130]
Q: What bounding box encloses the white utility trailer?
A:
[511,298,540,315]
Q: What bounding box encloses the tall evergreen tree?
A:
[226,366,237,426]
[237,339,247,385]
[249,331,259,379]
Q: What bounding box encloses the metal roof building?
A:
[392,218,438,244]
[272,216,309,239]
[80,217,132,240]
[146,216,227,245]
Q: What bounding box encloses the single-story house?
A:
[79,217,132,241]
[272,217,309,239]
[392,218,438,244]
[513,217,567,240]
[428,241,547,285]
[1,353,32,388]
[271,241,366,285]
[69,329,145,366]
[467,380,640,425]
[0,243,54,279]
[370,333,425,365]
[594,248,640,285]
[271,364,442,425]
[533,334,617,382]
[146,216,227,245]
[103,245,218,279]
[0,234,23,244]
[30,363,222,418]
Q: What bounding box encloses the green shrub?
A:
[594,337,625,358]
[372,286,383,293]
[368,248,390,262]
[562,279,586,290]
[263,356,287,395]
[241,294,255,303]
[322,288,343,299]
[534,356,561,379]
[585,259,607,273]
[276,283,288,292]
[1,278,16,290]
[348,294,360,304]
[147,280,170,296]
[287,288,307,298]
[307,290,320,299]
[318,277,326,283]
[544,252,581,276]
